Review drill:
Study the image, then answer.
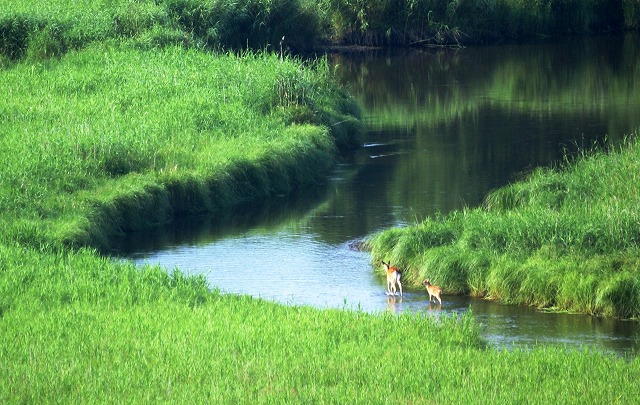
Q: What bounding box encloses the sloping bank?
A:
[0,43,362,251]
[369,136,640,318]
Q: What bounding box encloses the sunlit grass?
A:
[0,43,361,250]
[2,245,640,403]
[1,3,640,401]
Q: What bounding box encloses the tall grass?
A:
[2,0,639,63]
[2,244,640,403]
[0,43,361,250]
[0,0,320,62]
[369,135,640,318]
[1,2,639,401]
[315,0,635,46]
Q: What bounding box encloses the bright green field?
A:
[0,43,361,250]
[2,245,640,403]
[2,1,640,401]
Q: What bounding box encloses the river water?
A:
[112,34,640,356]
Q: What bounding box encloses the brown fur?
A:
[382,261,403,297]
[422,279,442,305]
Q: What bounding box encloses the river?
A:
[112,34,640,356]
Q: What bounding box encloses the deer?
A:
[381,261,402,297]
[422,279,442,305]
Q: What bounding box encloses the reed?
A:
[0,0,320,61]
[317,0,634,46]
[2,0,639,63]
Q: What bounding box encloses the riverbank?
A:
[2,0,639,65]
[0,43,362,251]
[369,136,640,319]
[3,244,640,402]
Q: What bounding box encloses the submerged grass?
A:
[370,135,640,318]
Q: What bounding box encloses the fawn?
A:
[422,279,442,305]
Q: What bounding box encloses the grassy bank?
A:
[2,3,640,401]
[2,245,640,403]
[369,136,640,318]
[0,43,361,251]
[2,0,640,63]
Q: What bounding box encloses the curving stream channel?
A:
[112,34,640,356]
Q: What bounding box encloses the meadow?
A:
[2,0,640,401]
[0,43,361,251]
[2,245,640,403]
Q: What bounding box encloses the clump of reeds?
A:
[316,0,634,46]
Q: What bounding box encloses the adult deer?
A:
[381,261,403,297]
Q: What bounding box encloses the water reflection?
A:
[114,34,640,356]
[330,34,640,229]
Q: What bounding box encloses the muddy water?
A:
[112,34,640,356]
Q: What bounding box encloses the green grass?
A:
[0,0,321,61]
[1,3,640,401]
[0,43,361,250]
[1,0,639,63]
[369,136,640,318]
[2,245,640,403]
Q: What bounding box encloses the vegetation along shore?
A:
[1,0,640,402]
[369,137,640,319]
[2,0,640,63]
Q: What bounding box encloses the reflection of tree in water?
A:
[332,35,640,126]
[323,34,640,243]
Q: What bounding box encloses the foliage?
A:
[0,0,321,62]
[2,0,639,62]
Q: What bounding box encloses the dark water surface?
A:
[113,35,640,356]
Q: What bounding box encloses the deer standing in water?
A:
[381,261,402,297]
[422,279,442,305]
